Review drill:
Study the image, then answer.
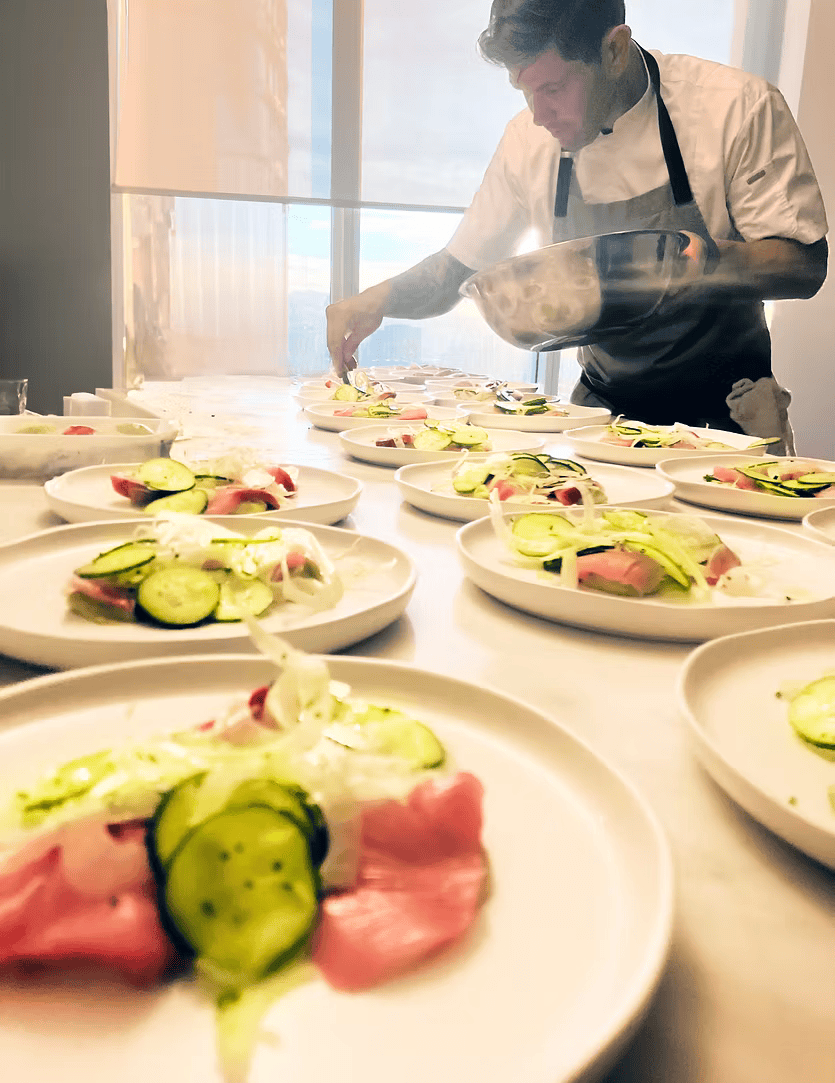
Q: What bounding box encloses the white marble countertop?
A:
[0,382,832,1083]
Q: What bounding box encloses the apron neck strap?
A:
[637,44,694,206]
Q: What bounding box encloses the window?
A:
[115,0,741,389]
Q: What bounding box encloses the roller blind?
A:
[112,0,289,198]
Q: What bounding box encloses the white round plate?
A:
[304,403,460,433]
[456,507,835,642]
[656,454,835,521]
[565,425,768,468]
[43,463,362,526]
[339,425,545,467]
[0,653,672,1083]
[394,458,674,522]
[803,505,835,546]
[678,619,835,869]
[466,403,611,432]
[0,518,415,668]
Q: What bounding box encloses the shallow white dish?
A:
[565,425,768,468]
[43,463,362,526]
[656,454,835,521]
[304,403,460,433]
[803,505,835,546]
[678,619,835,869]
[467,403,611,433]
[456,507,835,642]
[0,652,672,1083]
[0,416,178,480]
[339,425,545,467]
[395,458,674,522]
[0,518,415,668]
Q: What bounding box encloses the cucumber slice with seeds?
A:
[75,540,158,579]
[144,489,209,516]
[412,428,453,451]
[137,458,196,493]
[153,774,327,871]
[137,566,221,626]
[214,577,274,622]
[786,676,835,748]
[163,805,318,980]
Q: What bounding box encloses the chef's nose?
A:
[530,93,552,129]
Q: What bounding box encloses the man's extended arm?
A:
[712,236,828,300]
[326,249,474,373]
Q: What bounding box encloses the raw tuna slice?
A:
[711,465,759,490]
[67,575,136,615]
[265,466,296,492]
[704,542,742,585]
[110,473,153,504]
[576,546,666,596]
[312,772,488,992]
[0,818,182,987]
[204,486,281,515]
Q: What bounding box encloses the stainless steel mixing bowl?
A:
[459,229,695,352]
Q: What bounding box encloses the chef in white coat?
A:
[326,0,827,444]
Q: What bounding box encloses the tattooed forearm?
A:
[383,250,475,319]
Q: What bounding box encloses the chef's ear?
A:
[602,25,632,77]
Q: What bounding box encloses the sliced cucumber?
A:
[332,384,364,401]
[137,566,221,626]
[75,540,158,579]
[163,805,318,980]
[412,428,453,451]
[231,500,269,515]
[214,577,274,622]
[137,458,196,493]
[153,773,327,870]
[508,454,551,477]
[144,488,209,516]
[601,509,649,532]
[511,513,577,541]
[786,676,835,748]
[449,426,490,447]
[193,474,232,492]
[621,539,690,588]
[361,708,446,769]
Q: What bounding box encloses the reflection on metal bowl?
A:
[460,230,694,352]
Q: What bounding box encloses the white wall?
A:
[769,0,835,456]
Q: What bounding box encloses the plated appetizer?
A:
[704,459,835,498]
[491,506,807,603]
[66,516,342,627]
[0,633,488,1082]
[601,419,774,452]
[376,420,492,452]
[449,453,607,506]
[331,402,429,420]
[110,454,299,516]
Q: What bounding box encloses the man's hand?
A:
[326,283,391,376]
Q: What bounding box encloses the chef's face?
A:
[515,47,612,152]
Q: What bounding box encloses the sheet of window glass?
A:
[627,0,733,63]
[358,208,536,381]
[361,1,522,207]
[123,195,289,382]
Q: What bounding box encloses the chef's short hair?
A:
[479,0,627,66]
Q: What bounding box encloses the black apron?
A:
[553,46,773,429]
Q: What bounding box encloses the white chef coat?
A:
[446,49,828,272]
